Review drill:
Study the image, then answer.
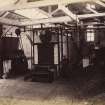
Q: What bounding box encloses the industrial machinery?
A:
[0,28,28,78]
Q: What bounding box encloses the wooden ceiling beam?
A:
[86,7,98,14]
[0,0,94,11]
[58,5,79,22]
[2,12,10,18]
[20,12,105,26]
[0,17,21,26]
[50,8,59,16]
[95,0,105,7]
[20,16,72,26]
[35,8,52,18]
[78,12,105,19]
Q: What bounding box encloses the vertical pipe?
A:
[31,40,33,69]
[33,29,35,64]
[57,29,60,72]
[67,32,69,61]
[60,27,63,61]
[0,24,3,77]
[76,24,80,48]
[30,29,33,69]
[28,27,32,69]
[0,24,2,38]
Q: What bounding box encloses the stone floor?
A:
[0,78,104,105]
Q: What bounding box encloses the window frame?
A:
[86,26,95,42]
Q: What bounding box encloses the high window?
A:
[86,25,95,42]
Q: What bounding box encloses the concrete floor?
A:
[0,78,104,105]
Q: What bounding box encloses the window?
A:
[86,25,95,42]
[87,30,94,42]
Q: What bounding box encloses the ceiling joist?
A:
[78,12,105,19]
[2,12,10,18]
[0,0,105,26]
[0,17,21,26]
[35,8,52,18]
[21,16,72,26]
[0,0,95,12]
[95,0,105,7]
[50,8,59,16]
[58,5,79,22]
[86,6,98,14]
[20,12,105,26]
[17,0,27,4]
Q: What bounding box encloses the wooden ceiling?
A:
[0,0,105,26]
